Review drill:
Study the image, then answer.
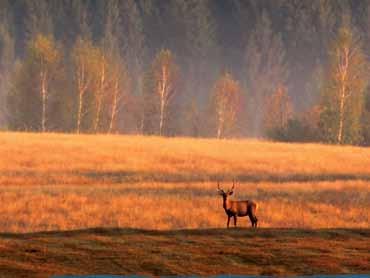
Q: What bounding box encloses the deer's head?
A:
[217,180,235,201]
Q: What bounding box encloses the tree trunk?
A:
[337,47,349,145]
[77,88,83,134]
[109,79,119,133]
[159,66,167,136]
[159,97,165,136]
[217,112,224,139]
[77,63,87,134]
[217,123,222,139]
[337,88,346,144]
[41,71,47,132]
[94,97,102,132]
[94,57,105,133]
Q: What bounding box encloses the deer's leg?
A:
[248,213,254,228]
[254,216,258,228]
[227,216,230,228]
[233,216,237,227]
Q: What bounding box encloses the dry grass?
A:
[1,132,370,185]
[0,180,368,232]
[0,132,369,276]
[0,131,369,232]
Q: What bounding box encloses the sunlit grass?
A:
[0,132,370,185]
[0,181,368,232]
[0,131,369,232]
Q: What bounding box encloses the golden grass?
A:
[0,181,368,232]
[0,131,369,232]
[1,131,370,185]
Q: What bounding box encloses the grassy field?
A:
[0,132,369,232]
[0,132,369,276]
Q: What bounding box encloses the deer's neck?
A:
[223,197,232,211]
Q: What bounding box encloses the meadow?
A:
[0,132,369,276]
[0,132,369,232]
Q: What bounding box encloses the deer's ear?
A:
[228,190,234,195]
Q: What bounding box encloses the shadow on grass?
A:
[1,227,369,240]
[80,171,370,184]
[2,170,370,184]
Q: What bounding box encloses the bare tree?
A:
[28,34,60,132]
[108,53,129,134]
[93,50,107,132]
[320,18,368,144]
[152,49,179,136]
[211,72,241,139]
[263,85,293,134]
[72,37,99,133]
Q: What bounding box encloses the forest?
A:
[1,0,370,145]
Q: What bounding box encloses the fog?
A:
[0,0,369,141]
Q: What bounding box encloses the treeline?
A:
[1,0,370,145]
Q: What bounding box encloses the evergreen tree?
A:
[244,11,289,136]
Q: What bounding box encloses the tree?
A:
[319,20,368,145]
[93,48,108,132]
[101,0,129,134]
[71,37,99,133]
[264,85,292,133]
[244,11,289,136]
[211,72,241,139]
[24,0,54,39]
[152,49,179,136]
[0,18,15,129]
[28,34,60,132]
[8,34,61,132]
[362,91,370,145]
[263,85,293,138]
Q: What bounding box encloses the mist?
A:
[0,0,370,144]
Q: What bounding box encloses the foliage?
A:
[3,1,370,144]
[7,34,63,131]
[151,49,180,136]
[319,22,368,145]
[211,72,242,138]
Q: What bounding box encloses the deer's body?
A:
[218,181,258,228]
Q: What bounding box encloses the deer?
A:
[217,180,258,228]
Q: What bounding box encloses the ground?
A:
[0,228,369,277]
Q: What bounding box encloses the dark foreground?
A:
[0,228,368,277]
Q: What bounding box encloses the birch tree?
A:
[107,53,129,134]
[263,85,293,137]
[93,50,108,132]
[152,49,179,136]
[211,72,241,139]
[320,21,368,144]
[72,37,99,133]
[28,34,60,132]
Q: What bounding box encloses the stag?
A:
[217,181,258,228]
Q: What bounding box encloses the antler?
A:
[217,180,224,193]
[231,179,235,191]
